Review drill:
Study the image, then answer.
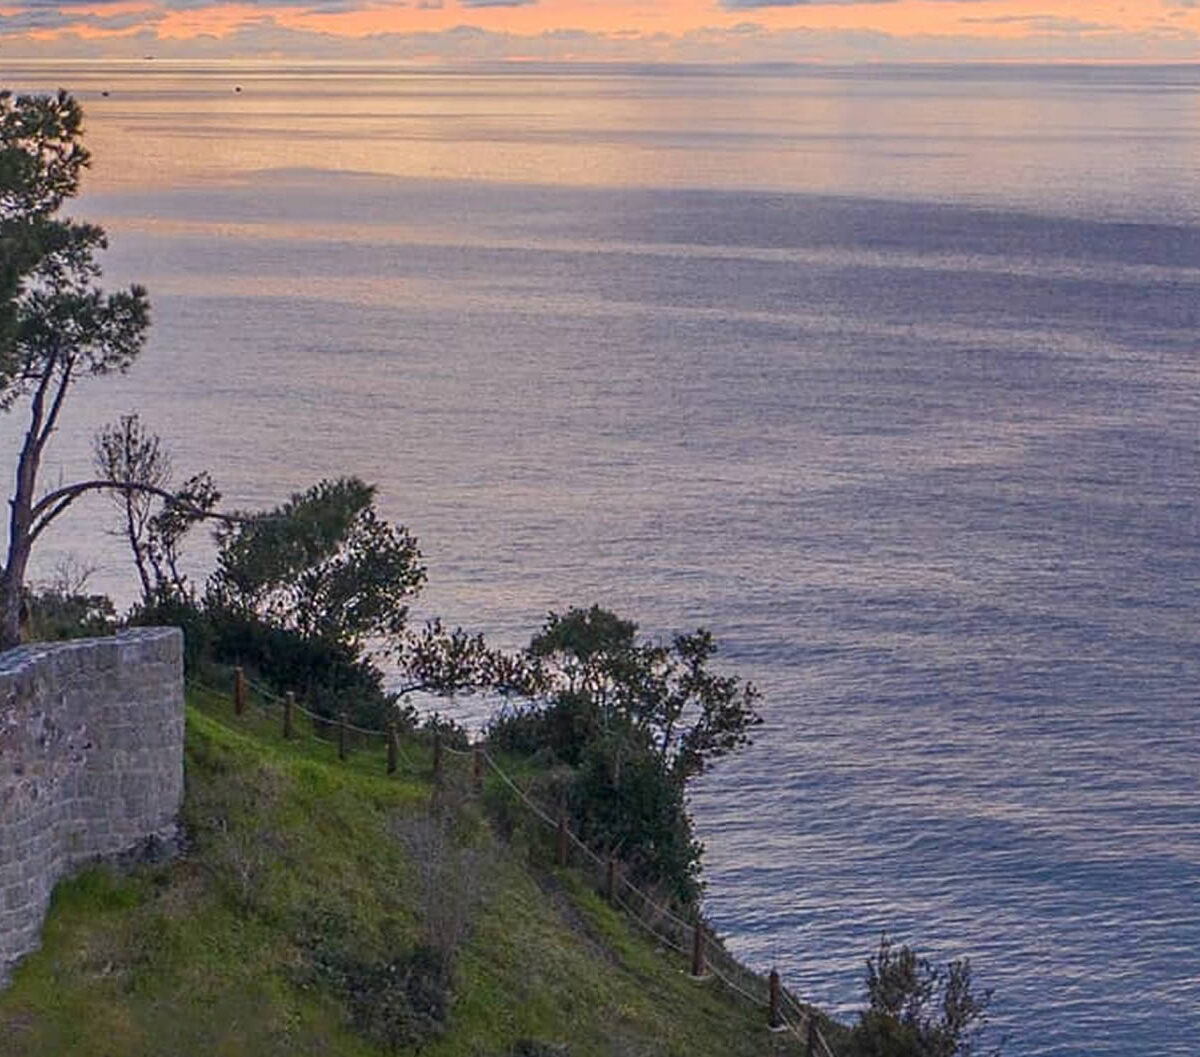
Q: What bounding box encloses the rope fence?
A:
[189,666,837,1057]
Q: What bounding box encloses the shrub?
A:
[391,804,493,967]
[844,936,998,1057]
[22,585,116,641]
[486,692,596,765]
[568,741,702,906]
[308,936,452,1053]
[130,594,398,729]
[485,606,759,910]
[126,592,214,672]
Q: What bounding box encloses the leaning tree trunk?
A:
[1,437,39,651]
[0,547,30,651]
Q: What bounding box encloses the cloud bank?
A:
[0,0,1196,62]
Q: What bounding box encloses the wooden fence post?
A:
[386,722,398,775]
[233,666,246,716]
[283,691,295,740]
[605,858,616,904]
[473,746,484,794]
[555,811,568,867]
[769,968,782,1029]
[337,711,347,761]
[805,1012,817,1057]
[691,921,706,978]
[432,730,442,781]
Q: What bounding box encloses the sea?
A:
[2,61,1198,1055]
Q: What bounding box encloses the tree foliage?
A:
[527,604,762,782]
[489,605,762,905]
[0,90,150,648]
[845,936,998,1057]
[398,616,542,699]
[115,469,496,733]
[207,476,424,650]
[144,470,221,599]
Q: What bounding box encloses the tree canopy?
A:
[845,936,998,1057]
[0,90,150,648]
[207,476,425,651]
[528,604,763,782]
[490,605,763,905]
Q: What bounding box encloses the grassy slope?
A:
[0,689,812,1057]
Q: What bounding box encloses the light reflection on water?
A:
[2,64,1198,1056]
[8,60,1200,220]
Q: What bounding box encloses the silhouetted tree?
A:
[1,90,149,648]
[490,605,762,904]
[528,604,762,781]
[206,476,425,651]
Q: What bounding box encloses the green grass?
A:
[0,688,814,1057]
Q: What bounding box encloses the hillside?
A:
[0,683,832,1057]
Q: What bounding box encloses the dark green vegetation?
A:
[101,426,762,917]
[0,90,151,650]
[130,474,435,733]
[0,687,812,1057]
[488,605,761,907]
[842,937,996,1057]
[20,558,117,641]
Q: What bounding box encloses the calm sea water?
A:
[4,63,1198,1055]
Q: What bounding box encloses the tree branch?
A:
[35,353,74,455]
[28,479,251,537]
[27,494,78,545]
[24,348,57,450]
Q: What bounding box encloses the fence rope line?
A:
[187,678,344,754]
[246,676,391,738]
[481,751,562,830]
[777,990,838,1057]
[611,888,690,956]
[612,875,691,936]
[783,990,818,1026]
[190,671,836,1053]
[709,963,774,1013]
[709,955,768,1005]
[816,1025,836,1057]
[565,826,607,870]
[193,674,423,768]
[479,745,696,937]
[245,676,286,706]
[190,676,351,757]
[283,694,419,771]
[188,676,231,699]
[480,747,838,1050]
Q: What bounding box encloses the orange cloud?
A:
[2,0,1196,59]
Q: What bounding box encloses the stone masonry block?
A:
[0,627,183,986]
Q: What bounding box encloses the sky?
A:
[1,0,1198,63]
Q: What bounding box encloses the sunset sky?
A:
[2,0,1198,62]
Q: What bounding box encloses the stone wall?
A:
[0,627,184,987]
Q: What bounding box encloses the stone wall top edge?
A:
[0,627,181,674]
